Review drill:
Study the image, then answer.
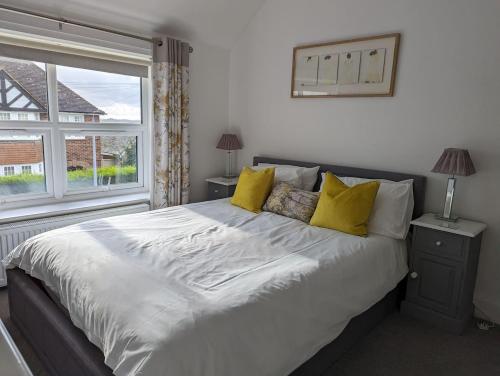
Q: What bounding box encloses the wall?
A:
[0,140,43,166]
[229,0,500,322]
[189,41,229,201]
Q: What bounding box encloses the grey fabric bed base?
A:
[7,268,403,376]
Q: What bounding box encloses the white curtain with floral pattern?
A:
[152,37,190,208]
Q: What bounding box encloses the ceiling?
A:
[0,0,267,49]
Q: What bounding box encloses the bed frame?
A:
[7,156,426,376]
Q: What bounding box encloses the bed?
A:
[4,156,426,376]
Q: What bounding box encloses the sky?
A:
[0,60,142,141]
[56,66,142,122]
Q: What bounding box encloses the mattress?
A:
[3,198,408,376]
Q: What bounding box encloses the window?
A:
[59,113,85,123]
[0,61,49,122]
[16,112,40,121]
[0,134,47,196]
[3,166,15,176]
[57,67,142,124]
[65,135,138,191]
[0,55,148,206]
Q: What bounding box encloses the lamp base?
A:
[438,177,458,222]
[434,213,459,223]
[223,174,238,179]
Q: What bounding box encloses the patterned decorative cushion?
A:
[264,182,320,223]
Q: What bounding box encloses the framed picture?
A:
[291,33,400,98]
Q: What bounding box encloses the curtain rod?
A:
[0,4,193,52]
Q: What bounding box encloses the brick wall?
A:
[65,137,102,169]
[0,140,43,165]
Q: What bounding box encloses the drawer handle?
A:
[410,272,418,279]
[214,190,219,193]
[435,241,443,247]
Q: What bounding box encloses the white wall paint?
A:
[229,0,500,322]
[189,41,229,201]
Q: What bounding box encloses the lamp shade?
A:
[431,148,476,176]
[216,134,241,150]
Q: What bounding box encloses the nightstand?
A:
[206,177,238,200]
[401,213,486,334]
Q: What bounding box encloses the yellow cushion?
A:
[231,167,275,213]
[310,172,380,236]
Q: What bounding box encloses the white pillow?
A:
[252,165,303,188]
[320,173,414,239]
[258,163,320,191]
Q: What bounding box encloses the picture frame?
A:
[291,33,400,98]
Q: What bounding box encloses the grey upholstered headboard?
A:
[253,156,426,219]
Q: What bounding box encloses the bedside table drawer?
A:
[207,182,236,200]
[413,227,465,260]
[208,182,228,199]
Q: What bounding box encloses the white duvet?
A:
[3,199,408,376]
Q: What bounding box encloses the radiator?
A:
[0,203,150,286]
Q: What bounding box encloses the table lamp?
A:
[431,148,476,222]
[216,134,241,178]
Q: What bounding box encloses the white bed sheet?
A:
[3,199,408,376]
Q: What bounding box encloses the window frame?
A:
[0,129,53,203]
[4,166,15,176]
[21,165,32,174]
[0,61,150,209]
[62,130,144,195]
[0,112,11,121]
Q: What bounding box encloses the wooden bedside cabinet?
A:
[206,177,238,200]
[401,213,486,334]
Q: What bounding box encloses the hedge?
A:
[67,165,137,181]
[0,165,137,195]
[68,165,137,187]
[0,174,45,195]
[0,174,44,185]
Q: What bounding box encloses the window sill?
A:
[0,193,150,225]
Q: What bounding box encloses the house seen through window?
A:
[0,56,146,202]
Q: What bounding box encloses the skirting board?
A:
[473,297,500,325]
